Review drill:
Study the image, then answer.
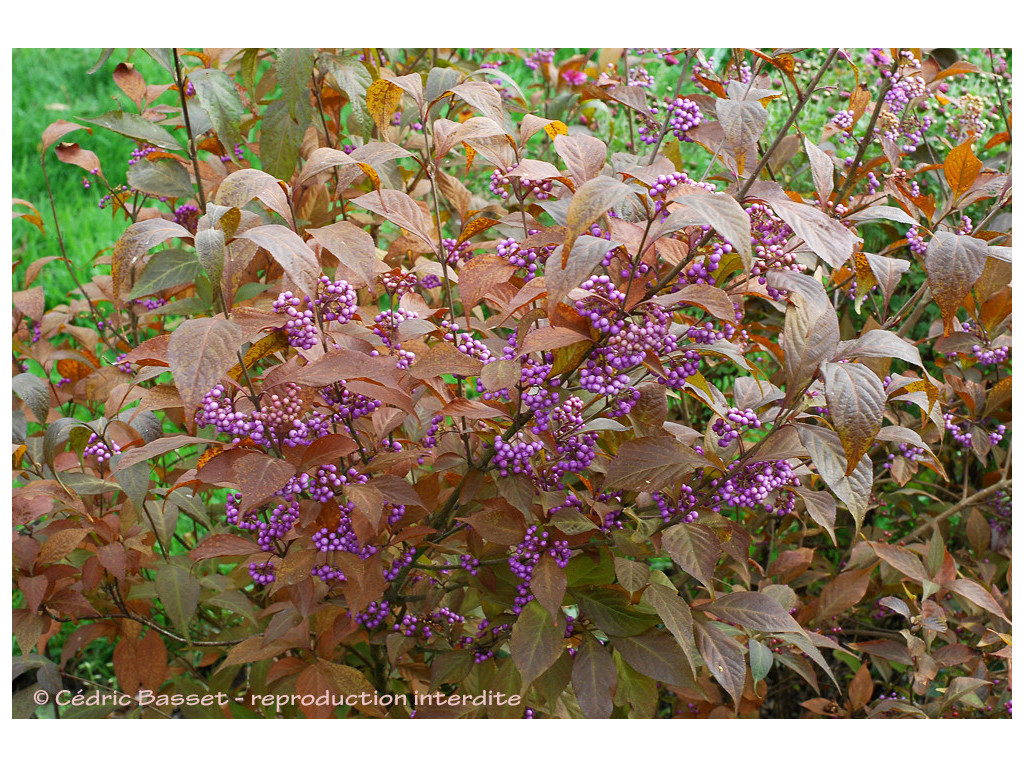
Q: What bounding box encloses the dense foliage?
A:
[12,47,1012,719]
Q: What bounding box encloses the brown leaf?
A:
[847,661,874,712]
[168,317,244,424]
[352,189,436,254]
[458,506,526,546]
[408,344,484,380]
[237,224,320,299]
[605,436,712,492]
[563,175,632,261]
[925,233,988,336]
[661,523,722,595]
[227,451,298,514]
[457,254,516,312]
[571,634,616,718]
[821,361,885,474]
[42,119,90,151]
[553,134,607,184]
[694,619,746,708]
[510,600,564,686]
[307,220,380,290]
[815,567,872,621]
[519,326,591,357]
[38,528,88,565]
[189,533,262,562]
[530,554,568,621]
[336,553,386,614]
[613,629,691,686]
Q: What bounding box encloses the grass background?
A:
[13,48,171,299]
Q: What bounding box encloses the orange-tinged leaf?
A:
[456,216,500,246]
[366,79,404,139]
[944,139,983,201]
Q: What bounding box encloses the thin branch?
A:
[735,48,839,201]
[900,478,1011,543]
[172,48,207,212]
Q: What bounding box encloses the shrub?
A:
[12,47,1012,719]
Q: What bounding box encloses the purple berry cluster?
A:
[712,407,762,448]
[653,486,699,523]
[273,291,319,350]
[508,525,570,614]
[525,49,555,71]
[354,600,391,630]
[371,308,418,369]
[709,459,801,516]
[83,433,120,465]
[249,561,276,585]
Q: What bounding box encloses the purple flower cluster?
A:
[442,237,472,267]
[498,231,555,280]
[316,275,358,323]
[665,97,703,141]
[906,225,928,255]
[882,442,925,469]
[493,435,543,478]
[657,349,702,388]
[441,319,496,364]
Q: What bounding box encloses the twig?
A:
[834,76,894,204]
[172,48,207,212]
[900,478,1011,543]
[735,48,839,201]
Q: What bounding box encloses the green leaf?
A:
[79,110,182,151]
[188,68,244,150]
[155,561,200,639]
[323,54,373,141]
[749,638,773,683]
[573,586,659,637]
[128,249,201,299]
[127,159,195,199]
[259,100,305,181]
[275,49,315,120]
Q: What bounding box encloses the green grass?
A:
[12,48,171,300]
